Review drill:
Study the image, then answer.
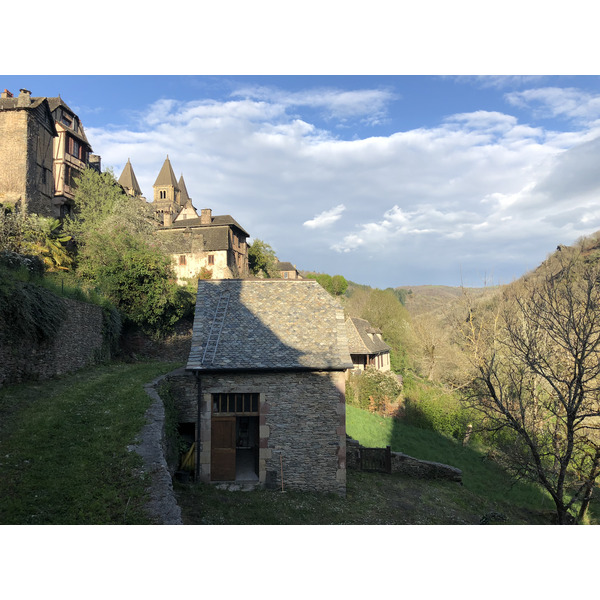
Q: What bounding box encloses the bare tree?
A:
[462,248,600,524]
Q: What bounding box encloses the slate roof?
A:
[118,159,143,196]
[187,279,353,372]
[160,214,249,237]
[277,261,297,272]
[153,156,179,188]
[345,317,391,355]
[46,96,91,146]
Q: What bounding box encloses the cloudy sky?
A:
[5,74,600,288]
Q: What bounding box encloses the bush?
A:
[402,376,473,441]
[346,367,403,415]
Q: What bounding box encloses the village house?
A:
[276,261,302,280]
[0,88,96,218]
[345,316,391,372]
[173,278,352,495]
[117,156,250,282]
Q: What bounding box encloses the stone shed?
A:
[176,278,352,495]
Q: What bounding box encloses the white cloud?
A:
[89,83,600,288]
[505,87,600,124]
[304,204,345,228]
[231,85,396,124]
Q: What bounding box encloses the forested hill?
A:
[398,285,499,317]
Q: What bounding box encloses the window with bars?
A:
[212,393,259,414]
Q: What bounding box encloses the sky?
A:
[4,74,600,288]
[4,1,600,592]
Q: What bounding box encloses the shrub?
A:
[402,376,473,441]
[346,367,403,415]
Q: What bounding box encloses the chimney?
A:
[17,89,31,107]
[163,211,172,227]
[89,154,101,173]
[200,208,212,225]
[1,89,13,99]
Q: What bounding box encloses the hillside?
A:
[399,284,500,317]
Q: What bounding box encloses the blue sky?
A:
[5,74,600,289]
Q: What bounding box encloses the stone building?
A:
[0,89,57,216]
[345,316,391,372]
[0,88,94,218]
[276,261,302,279]
[173,279,352,494]
[117,156,251,282]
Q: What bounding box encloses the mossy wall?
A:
[0,296,105,385]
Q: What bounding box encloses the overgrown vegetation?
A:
[0,361,180,524]
[460,237,600,524]
[247,238,280,278]
[305,272,348,296]
[64,168,195,338]
[345,367,403,416]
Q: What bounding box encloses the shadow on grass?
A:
[345,404,557,517]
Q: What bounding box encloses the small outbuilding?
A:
[183,279,353,495]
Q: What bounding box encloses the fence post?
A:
[385,446,392,474]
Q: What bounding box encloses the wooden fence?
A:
[359,445,392,474]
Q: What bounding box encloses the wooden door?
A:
[211,417,236,481]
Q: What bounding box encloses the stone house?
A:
[345,316,391,372]
[276,261,302,280]
[176,278,352,494]
[118,156,250,282]
[0,88,95,218]
[0,89,57,216]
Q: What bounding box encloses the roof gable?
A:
[346,317,391,354]
[187,280,353,371]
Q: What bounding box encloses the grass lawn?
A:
[174,406,600,525]
[0,360,181,524]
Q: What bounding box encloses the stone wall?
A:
[162,368,347,495]
[0,297,105,386]
[346,436,462,482]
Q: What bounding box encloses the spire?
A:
[178,174,191,204]
[153,155,179,189]
[118,158,143,196]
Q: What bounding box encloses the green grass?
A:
[0,360,181,524]
[176,470,532,525]
[347,404,600,522]
[346,404,560,514]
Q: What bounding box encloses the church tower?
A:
[118,158,144,199]
[173,174,199,221]
[153,155,181,225]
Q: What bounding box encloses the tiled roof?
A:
[46,96,91,146]
[160,214,249,237]
[345,317,391,355]
[187,279,353,372]
[277,261,297,271]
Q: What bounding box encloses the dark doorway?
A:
[235,416,259,482]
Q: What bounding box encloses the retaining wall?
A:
[0,297,105,386]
